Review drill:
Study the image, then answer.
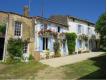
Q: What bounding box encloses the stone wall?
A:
[0,12,35,60]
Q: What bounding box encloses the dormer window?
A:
[14,21,22,38]
[87,23,90,26]
[72,18,75,22]
[41,23,47,29]
[58,27,60,32]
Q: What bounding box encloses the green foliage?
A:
[65,33,77,54]
[7,38,24,63]
[45,49,49,59]
[53,40,61,57]
[96,13,106,50]
[0,23,6,35]
[5,56,15,64]
[29,54,34,60]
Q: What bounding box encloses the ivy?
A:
[65,33,77,55]
[0,23,6,36]
[7,38,24,62]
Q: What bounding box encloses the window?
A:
[40,23,47,29]
[78,40,82,48]
[85,41,88,48]
[72,18,75,22]
[23,43,28,54]
[78,25,82,34]
[87,23,90,26]
[44,23,47,29]
[14,21,22,37]
[88,27,90,34]
[40,24,44,29]
[58,27,60,32]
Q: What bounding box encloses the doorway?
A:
[43,37,48,50]
[0,38,5,60]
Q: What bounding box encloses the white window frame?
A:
[23,43,29,54]
[14,21,22,38]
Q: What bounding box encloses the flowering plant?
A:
[38,29,58,37]
[78,34,88,40]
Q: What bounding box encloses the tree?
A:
[96,13,106,50]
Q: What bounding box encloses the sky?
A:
[0,0,105,23]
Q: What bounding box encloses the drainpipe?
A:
[2,13,9,62]
[88,39,90,52]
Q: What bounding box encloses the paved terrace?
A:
[40,52,105,67]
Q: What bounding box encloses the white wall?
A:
[34,20,68,55]
[67,18,96,51]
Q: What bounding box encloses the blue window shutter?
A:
[48,38,50,50]
[48,38,52,51]
[39,37,43,51]
[77,40,80,48]
[51,38,54,51]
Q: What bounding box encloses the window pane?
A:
[14,21,22,36]
[23,43,28,53]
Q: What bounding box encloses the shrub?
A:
[53,40,61,57]
[5,56,14,64]
[7,38,24,63]
[65,33,77,55]
[0,23,6,36]
[29,54,34,60]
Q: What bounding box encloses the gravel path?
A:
[40,52,105,67]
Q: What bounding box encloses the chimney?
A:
[23,6,29,17]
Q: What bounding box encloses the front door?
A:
[43,38,48,50]
[0,38,5,60]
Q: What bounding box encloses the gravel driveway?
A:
[40,52,105,67]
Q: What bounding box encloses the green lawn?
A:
[0,54,106,79]
[62,54,106,79]
[0,61,47,79]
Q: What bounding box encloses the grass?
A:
[0,53,106,79]
[0,61,47,79]
[62,54,106,79]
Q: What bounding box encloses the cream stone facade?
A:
[0,11,35,61]
[0,11,100,61]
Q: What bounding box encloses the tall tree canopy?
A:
[96,13,106,50]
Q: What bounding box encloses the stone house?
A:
[0,7,100,61]
[0,10,35,61]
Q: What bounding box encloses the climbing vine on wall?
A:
[0,23,6,36]
[7,38,25,63]
[65,33,77,55]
